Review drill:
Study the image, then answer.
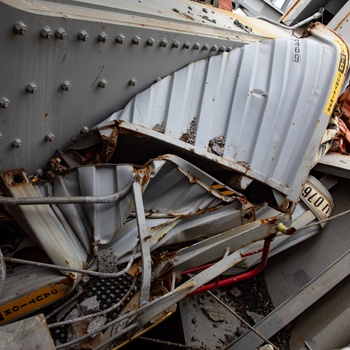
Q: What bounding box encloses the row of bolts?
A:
[2,20,231,147]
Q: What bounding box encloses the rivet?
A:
[12,138,22,148]
[172,40,179,48]
[193,42,200,50]
[116,33,125,44]
[203,8,208,13]
[147,37,155,46]
[77,30,89,41]
[155,77,162,82]
[129,78,137,86]
[98,32,108,42]
[183,41,190,49]
[55,27,67,40]
[45,132,55,142]
[34,169,44,177]
[26,82,38,94]
[219,45,226,52]
[13,21,27,35]
[211,45,218,52]
[99,79,108,88]
[160,38,167,47]
[81,126,89,134]
[132,35,141,45]
[203,44,209,51]
[61,81,71,91]
[40,26,53,39]
[0,97,10,109]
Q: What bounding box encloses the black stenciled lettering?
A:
[314,196,324,207]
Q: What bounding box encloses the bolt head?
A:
[193,42,200,50]
[99,79,108,88]
[160,39,167,47]
[45,132,55,142]
[147,37,155,46]
[34,168,44,177]
[98,32,108,42]
[203,44,209,51]
[227,46,233,52]
[12,138,22,148]
[183,41,190,49]
[211,45,218,52]
[26,82,38,94]
[41,26,53,39]
[0,97,10,109]
[116,34,125,43]
[81,126,89,134]
[61,81,71,91]
[219,45,226,52]
[13,21,27,34]
[77,30,89,41]
[172,40,179,48]
[129,78,137,86]
[55,27,67,40]
[132,35,141,45]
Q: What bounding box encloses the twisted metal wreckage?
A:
[0,0,350,349]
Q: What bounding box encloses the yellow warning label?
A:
[0,283,65,325]
[324,39,349,115]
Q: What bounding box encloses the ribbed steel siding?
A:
[115,37,338,209]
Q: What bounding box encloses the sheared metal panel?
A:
[104,29,348,212]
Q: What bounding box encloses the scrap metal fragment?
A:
[208,135,225,156]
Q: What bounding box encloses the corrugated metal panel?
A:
[102,31,348,212]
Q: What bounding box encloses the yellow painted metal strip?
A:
[0,283,66,325]
[324,39,349,116]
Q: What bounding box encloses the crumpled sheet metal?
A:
[100,28,349,213]
[52,155,248,259]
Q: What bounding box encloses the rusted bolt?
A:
[13,21,27,35]
[98,32,108,42]
[77,30,89,41]
[55,27,67,40]
[193,42,200,50]
[132,35,141,45]
[99,79,108,88]
[160,38,167,47]
[26,82,38,94]
[183,41,190,49]
[219,45,226,52]
[40,26,53,39]
[61,80,71,91]
[211,45,218,52]
[12,138,22,148]
[129,78,137,86]
[81,126,89,134]
[146,37,155,46]
[0,97,10,109]
[116,33,125,43]
[45,132,55,142]
[202,43,209,51]
[172,40,179,48]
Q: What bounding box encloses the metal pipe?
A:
[0,179,133,205]
[3,242,138,278]
[189,238,271,295]
[256,8,324,30]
